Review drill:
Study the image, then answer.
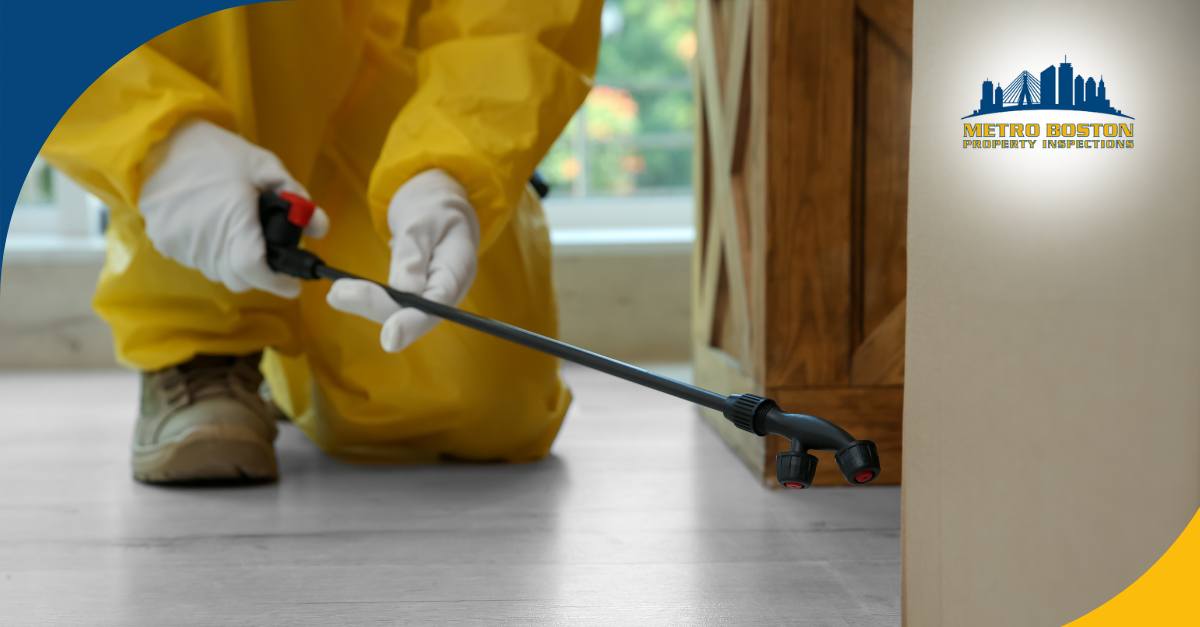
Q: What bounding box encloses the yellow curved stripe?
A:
[1065,507,1200,625]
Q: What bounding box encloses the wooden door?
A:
[693,0,912,486]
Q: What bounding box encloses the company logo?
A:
[961,56,1134,151]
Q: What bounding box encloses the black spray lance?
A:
[259,190,881,489]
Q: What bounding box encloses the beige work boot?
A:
[133,353,279,484]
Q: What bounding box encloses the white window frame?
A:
[542,194,695,257]
[6,164,695,265]
[6,161,107,265]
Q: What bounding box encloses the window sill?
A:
[542,194,695,257]
[5,195,697,265]
[550,227,693,257]
[541,194,693,230]
[3,234,106,265]
[3,226,695,267]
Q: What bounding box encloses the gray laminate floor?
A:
[0,365,900,626]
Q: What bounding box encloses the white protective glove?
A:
[325,169,480,353]
[138,119,330,298]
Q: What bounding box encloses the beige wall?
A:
[904,1,1200,625]
[554,252,691,363]
[0,260,114,369]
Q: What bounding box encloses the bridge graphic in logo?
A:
[963,56,1133,119]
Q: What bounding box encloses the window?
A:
[538,0,696,198]
[7,158,107,264]
[9,2,698,261]
[16,157,56,206]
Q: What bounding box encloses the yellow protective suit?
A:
[41,0,602,463]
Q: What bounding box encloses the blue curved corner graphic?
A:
[0,0,257,276]
[963,55,1134,119]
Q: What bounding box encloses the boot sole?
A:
[133,424,279,484]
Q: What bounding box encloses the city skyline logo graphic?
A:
[963,55,1133,120]
[961,54,1135,151]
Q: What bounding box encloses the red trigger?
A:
[279,191,315,228]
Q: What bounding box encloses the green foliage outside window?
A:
[539,0,696,197]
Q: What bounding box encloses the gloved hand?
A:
[326,169,480,353]
[138,119,329,298]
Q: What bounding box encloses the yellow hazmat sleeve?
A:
[40,45,235,213]
[367,0,603,252]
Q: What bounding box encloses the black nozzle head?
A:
[776,450,818,489]
[834,440,881,485]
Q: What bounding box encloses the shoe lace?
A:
[162,357,260,407]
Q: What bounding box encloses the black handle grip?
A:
[259,190,305,250]
[259,191,324,280]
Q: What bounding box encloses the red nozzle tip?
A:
[784,482,806,489]
[279,191,316,228]
[854,470,875,483]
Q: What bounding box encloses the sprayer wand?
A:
[259,190,881,488]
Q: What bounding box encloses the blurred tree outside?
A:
[16,157,55,205]
[539,0,696,197]
[18,1,696,205]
